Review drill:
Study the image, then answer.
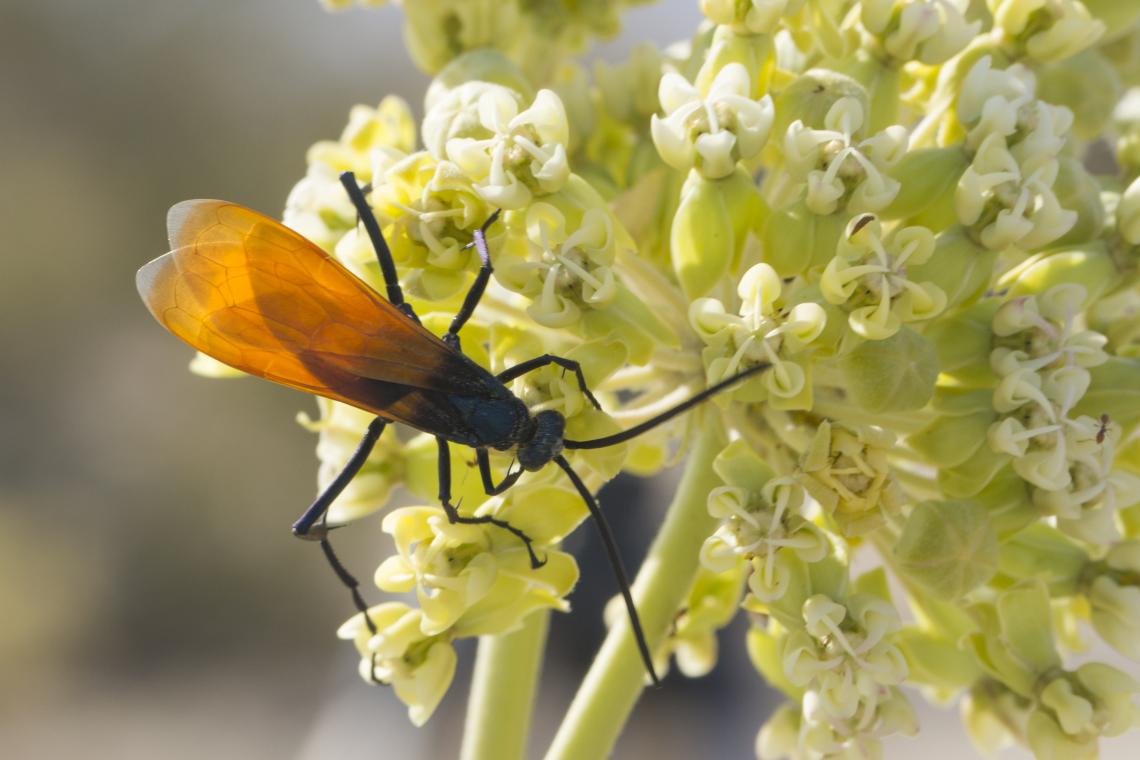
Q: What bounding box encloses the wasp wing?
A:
[137,200,496,432]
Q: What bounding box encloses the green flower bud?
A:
[762,202,846,276]
[402,1,523,74]
[989,0,1106,63]
[938,443,1010,498]
[1082,541,1140,660]
[924,302,1000,387]
[880,146,969,226]
[1075,357,1140,428]
[1118,175,1140,245]
[747,625,798,699]
[1029,663,1140,758]
[894,500,998,599]
[963,588,1054,697]
[647,564,746,678]
[1025,705,1097,760]
[997,580,1062,674]
[702,0,802,36]
[904,225,993,312]
[997,524,1089,593]
[838,327,939,413]
[1089,573,1140,661]
[424,50,534,112]
[842,54,901,133]
[973,466,1037,538]
[1038,51,1121,143]
[755,703,801,760]
[860,0,981,66]
[713,437,776,493]
[696,25,776,99]
[671,168,760,298]
[909,410,994,468]
[1051,158,1108,247]
[896,628,981,694]
[595,43,663,127]
[1073,663,1140,734]
[1084,0,1140,43]
[1000,243,1118,304]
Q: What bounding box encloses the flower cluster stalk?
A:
[545,419,725,760]
[461,610,550,760]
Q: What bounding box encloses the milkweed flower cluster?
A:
[194,1,1140,756]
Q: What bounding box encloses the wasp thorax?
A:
[517,409,565,471]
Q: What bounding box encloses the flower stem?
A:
[543,418,726,760]
[460,609,550,760]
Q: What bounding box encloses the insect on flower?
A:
[136,171,765,683]
[1097,413,1111,445]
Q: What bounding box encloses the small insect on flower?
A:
[136,171,765,683]
[1097,413,1111,445]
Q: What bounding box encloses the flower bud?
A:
[1084,0,1140,42]
[424,50,533,113]
[894,500,998,598]
[762,202,847,277]
[1075,358,1140,429]
[1119,175,1140,245]
[696,26,776,99]
[402,1,522,74]
[1000,243,1117,304]
[1038,51,1121,142]
[671,168,759,298]
[1048,157,1108,246]
[880,146,970,223]
[990,0,1106,63]
[838,327,939,413]
[1089,574,1140,660]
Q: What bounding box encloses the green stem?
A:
[460,609,551,760]
[543,419,726,760]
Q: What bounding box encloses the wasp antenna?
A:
[563,363,769,450]
[553,455,660,686]
[481,208,502,232]
[462,210,503,249]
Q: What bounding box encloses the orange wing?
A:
[137,200,498,431]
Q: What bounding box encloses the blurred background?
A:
[0,2,1133,759]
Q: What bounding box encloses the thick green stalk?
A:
[544,419,726,760]
[460,609,551,760]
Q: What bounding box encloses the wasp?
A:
[137,172,765,682]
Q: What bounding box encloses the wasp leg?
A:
[339,171,420,323]
[436,437,546,568]
[292,416,387,684]
[496,354,602,411]
[476,448,523,495]
[443,210,501,350]
[318,538,381,684]
[553,454,659,686]
[292,417,387,537]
